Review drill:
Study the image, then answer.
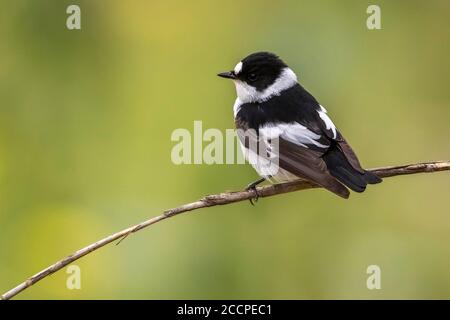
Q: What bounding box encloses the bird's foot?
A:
[245,184,260,206]
[245,178,265,205]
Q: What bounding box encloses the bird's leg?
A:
[245,177,266,205]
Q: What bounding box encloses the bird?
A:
[218,52,381,203]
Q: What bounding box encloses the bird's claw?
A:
[246,185,260,206]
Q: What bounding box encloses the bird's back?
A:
[234,84,381,198]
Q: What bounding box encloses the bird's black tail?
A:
[323,143,382,193]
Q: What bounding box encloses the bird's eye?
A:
[248,73,258,82]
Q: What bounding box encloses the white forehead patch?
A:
[234,61,243,75]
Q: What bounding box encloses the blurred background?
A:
[0,0,449,299]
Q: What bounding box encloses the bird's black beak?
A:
[217,71,236,79]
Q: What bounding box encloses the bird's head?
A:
[218,52,298,103]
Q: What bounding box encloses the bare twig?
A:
[1,160,449,300]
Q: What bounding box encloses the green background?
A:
[0,0,449,299]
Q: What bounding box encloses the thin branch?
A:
[2,160,449,300]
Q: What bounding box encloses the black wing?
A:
[236,119,350,198]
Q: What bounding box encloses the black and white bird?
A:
[218,52,381,201]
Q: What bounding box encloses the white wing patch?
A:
[318,105,337,139]
[259,122,328,148]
